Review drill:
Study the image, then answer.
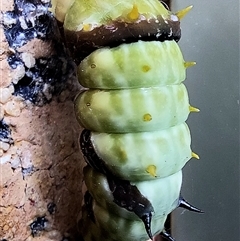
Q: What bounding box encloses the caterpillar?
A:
[53,0,202,240]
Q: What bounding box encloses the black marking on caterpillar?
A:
[107,177,154,239]
[80,129,108,175]
[80,130,154,237]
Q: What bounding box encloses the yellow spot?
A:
[143,113,152,122]
[192,152,200,159]
[127,4,140,21]
[176,5,193,20]
[120,150,127,160]
[184,62,196,68]
[146,165,157,177]
[83,24,91,31]
[142,65,151,72]
[189,106,200,113]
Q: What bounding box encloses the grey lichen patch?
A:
[2,0,75,106]
[9,55,74,105]
[0,119,13,156]
[29,216,48,237]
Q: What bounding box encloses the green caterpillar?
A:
[52,0,202,240]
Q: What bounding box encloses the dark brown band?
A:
[65,16,181,65]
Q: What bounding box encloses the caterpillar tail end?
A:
[178,196,204,213]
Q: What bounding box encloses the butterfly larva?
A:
[58,0,203,240]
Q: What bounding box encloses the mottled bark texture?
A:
[0,1,83,240]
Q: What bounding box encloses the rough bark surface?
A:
[0,1,83,240]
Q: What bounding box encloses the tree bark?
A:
[0,1,83,240]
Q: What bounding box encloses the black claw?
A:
[141,214,153,240]
[178,196,204,213]
[160,229,176,241]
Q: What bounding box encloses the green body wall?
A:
[91,123,191,181]
[75,84,190,133]
[78,41,186,89]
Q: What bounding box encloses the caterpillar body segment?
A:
[63,1,181,65]
[82,123,191,181]
[77,41,186,89]
[64,0,170,31]
[75,84,190,133]
[84,166,182,220]
[59,0,202,240]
